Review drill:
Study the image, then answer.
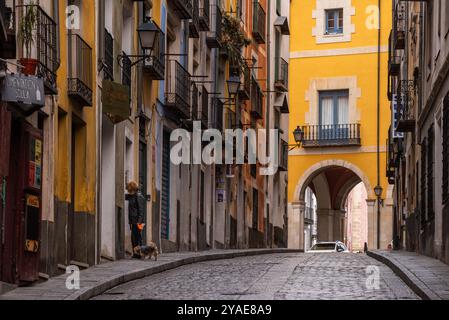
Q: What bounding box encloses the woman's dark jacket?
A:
[125,192,145,224]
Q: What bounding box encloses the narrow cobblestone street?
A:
[93,253,418,300]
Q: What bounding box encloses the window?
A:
[325,9,343,34]
[319,90,349,125]
[276,0,281,16]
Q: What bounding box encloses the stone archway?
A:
[288,160,379,250]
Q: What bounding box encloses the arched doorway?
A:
[289,160,385,251]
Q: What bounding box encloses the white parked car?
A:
[307,241,350,253]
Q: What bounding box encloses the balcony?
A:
[68,33,93,106]
[238,63,251,101]
[200,86,209,129]
[104,29,114,80]
[0,0,16,59]
[165,60,191,119]
[274,57,288,92]
[386,134,396,185]
[212,97,224,132]
[301,124,361,148]
[251,77,263,119]
[206,5,222,48]
[143,24,165,80]
[198,0,209,31]
[252,1,265,44]
[388,31,400,77]
[393,2,406,50]
[16,4,58,94]
[279,140,288,172]
[189,0,199,38]
[172,0,193,20]
[396,80,416,133]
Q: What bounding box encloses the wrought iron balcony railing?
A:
[165,60,191,119]
[279,140,288,172]
[388,31,400,77]
[301,124,361,147]
[252,1,266,44]
[104,28,114,81]
[206,5,222,48]
[189,0,199,38]
[212,97,224,132]
[198,0,210,31]
[68,33,93,106]
[238,63,251,101]
[143,23,165,80]
[386,134,396,185]
[393,2,406,50]
[200,86,209,129]
[396,80,416,132]
[251,77,263,119]
[1,0,16,59]
[274,57,288,92]
[16,4,58,94]
[172,0,193,20]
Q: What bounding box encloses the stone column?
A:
[316,208,333,241]
[366,199,377,249]
[332,209,346,242]
[288,201,305,249]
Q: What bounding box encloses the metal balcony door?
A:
[161,131,171,240]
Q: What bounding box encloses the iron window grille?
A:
[393,2,406,50]
[198,0,210,31]
[252,1,265,44]
[165,60,191,119]
[68,33,93,106]
[201,86,209,129]
[172,0,193,20]
[189,0,199,38]
[206,4,222,48]
[274,57,288,92]
[212,97,223,132]
[250,76,263,119]
[16,4,58,94]
[121,52,132,100]
[104,28,114,81]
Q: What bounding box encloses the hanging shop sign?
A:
[102,80,130,124]
[0,73,45,116]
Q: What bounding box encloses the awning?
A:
[274,16,290,36]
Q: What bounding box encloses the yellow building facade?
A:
[288,0,393,250]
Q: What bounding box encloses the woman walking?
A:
[125,181,146,259]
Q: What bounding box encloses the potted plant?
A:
[18,3,38,75]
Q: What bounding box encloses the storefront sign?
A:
[0,74,45,115]
[102,80,130,124]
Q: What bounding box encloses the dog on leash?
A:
[133,242,159,261]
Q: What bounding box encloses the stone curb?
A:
[62,248,302,300]
[367,250,441,300]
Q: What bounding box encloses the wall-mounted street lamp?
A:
[287,126,304,151]
[227,75,241,97]
[374,184,383,249]
[118,17,161,68]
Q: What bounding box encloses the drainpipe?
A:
[96,0,106,264]
[266,0,271,248]
[376,0,382,250]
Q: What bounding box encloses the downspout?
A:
[96,0,105,264]
[266,0,271,248]
[376,0,381,249]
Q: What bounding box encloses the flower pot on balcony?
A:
[19,58,38,76]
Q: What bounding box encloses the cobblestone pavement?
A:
[93,253,419,300]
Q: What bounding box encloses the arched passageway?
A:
[288,160,389,251]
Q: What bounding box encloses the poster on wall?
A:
[216,189,226,203]
[28,137,42,190]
